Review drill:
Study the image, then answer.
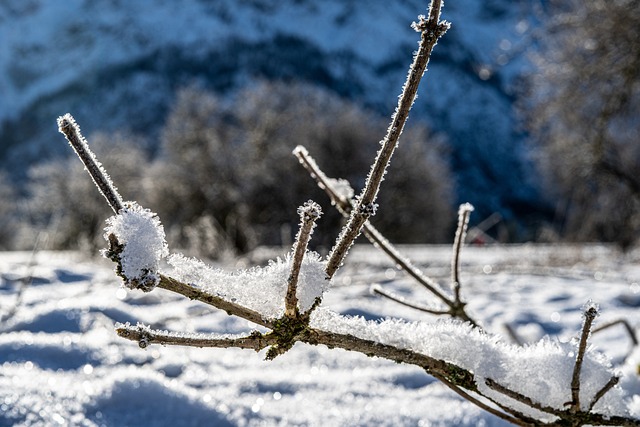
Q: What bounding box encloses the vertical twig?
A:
[452,203,474,302]
[285,201,322,318]
[569,303,599,412]
[324,1,450,279]
[57,114,124,214]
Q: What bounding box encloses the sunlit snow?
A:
[1,244,639,426]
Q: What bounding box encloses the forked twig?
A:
[325,3,450,279]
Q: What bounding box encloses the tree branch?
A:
[57,113,124,214]
[324,6,450,279]
[371,285,450,315]
[116,323,277,351]
[294,146,478,326]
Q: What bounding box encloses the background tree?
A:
[149,81,454,256]
[525,0,640,247]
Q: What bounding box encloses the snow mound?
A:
[168,251,328,319]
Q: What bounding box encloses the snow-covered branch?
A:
[324,3,450,279]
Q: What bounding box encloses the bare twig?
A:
[285,201,322,318]
[485,378,564,418]
[569,304,598,412]
[324,3,450,279]
[370,285,450,315]
[593,319,638,345]
[57,114,124,213]
[116,323,278,351]
[588,376,619,411]
[452,203,473,302]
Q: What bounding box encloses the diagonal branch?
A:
[57,114,124,214]
[324,5,450,279]
[588,376,619,412]
[371,285,450,315]
[294,146,478,326]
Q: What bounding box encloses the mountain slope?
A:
[0,0,545,236]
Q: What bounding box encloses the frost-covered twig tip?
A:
[57,114,124,213]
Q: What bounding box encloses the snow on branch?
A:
[103,203,168,292]
[285,201,323,318]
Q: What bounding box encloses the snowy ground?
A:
[1,244,639,426]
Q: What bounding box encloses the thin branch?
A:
[485,378,565,418]
[371,285,450,315]
[569,304,598,412]
[285,201,322,318]
[452,203,474,302]
[156,273,274,329]
[294,146,479,326]
[57,114,124,213]
[588,376,619,411]
[324,6,450,279]
[593,319,638,346]
[116,323,277,351]
[437,381,532,427]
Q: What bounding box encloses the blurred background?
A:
[0,0,638,257]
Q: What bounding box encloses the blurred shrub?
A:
[149,81,454,256]
[525,0,640,247]
[17,81,453,256]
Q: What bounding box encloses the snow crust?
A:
[1,245,639,426]
[168,251,328,319]
[103,203,168,291]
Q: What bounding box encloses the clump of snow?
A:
[103,203,169,292]
[310,309,628,420]
[168,251,328,319]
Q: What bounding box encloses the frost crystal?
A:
[104,203,169,291]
